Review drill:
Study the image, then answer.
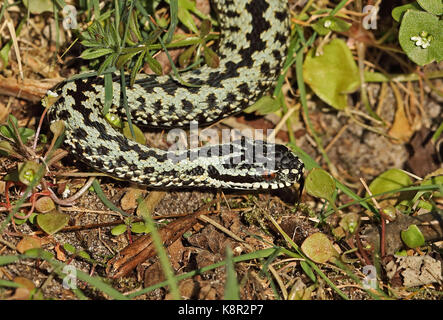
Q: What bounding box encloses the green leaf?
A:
[368,169,413,198]
[103,73,114,115]
[305,168,336,201]
[301,232,337,264]
[300,260,316,282]
[303,39,360,110]
[178,6,199,34]
[23,0,53,13]
[97,53,118,76]
[398,10,443,65]
[122,122,146,144]
[312,16,351,35]
[392,2,422,22]
[339,212,360,235]
[80,48,115,60]
[111,224,127,236]
[131,222,152,234]
[130,50,146,87]
[417,0,443,15]
[126,10,143,45]
[104,113,122,129]
[179,44,197,67]
[78,251,91,260]
[18,127,35,144]
[34,196,55,213]
[203,45,219,68]
[18,161,40,186]
[36,211,69,235]
[0,140,15,156]
[63,243,76,254]
[165,0,179,43]
[401,224,425,248]
[146,54,163,75]
[115,51,139,69]
[244,95,281,115]
[200,20,212,37]
[0,125,14,139]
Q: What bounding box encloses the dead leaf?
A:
[120,187,146,211]
[55,243,66,261]
[16,236,42,254]
[388,83,413,143]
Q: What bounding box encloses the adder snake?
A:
[48,0,305,190]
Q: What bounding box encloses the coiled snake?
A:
[48,0,305,190]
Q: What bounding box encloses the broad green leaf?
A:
[245,95,281,115]
[78,251,91,260]
[305,168,336,201]
[111,224,126,236]
[399,10,443,65]
[303,39,360,110]
[23,0,53,13]
[392,2,422,22]
[301,232,337,264]
[368,169,413,198]
[37,211,69,235]
[122,122,146,144]
[131,222,152,234]
[34,197,55,213]
[18,161,40,186]
[401,224,425,248]
[417,0,443,15]
[63,243,76,253]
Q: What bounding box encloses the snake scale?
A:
[48,0,305,190]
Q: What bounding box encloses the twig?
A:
[42,177,96,206]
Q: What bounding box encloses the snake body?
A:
[49,0,305,190]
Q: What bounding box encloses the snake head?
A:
[197,138,305,190]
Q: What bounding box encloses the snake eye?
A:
[262,171,276,181]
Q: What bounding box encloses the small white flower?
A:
[410,32,432,49]
[62,185,71,198]
[324,20,332,28]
